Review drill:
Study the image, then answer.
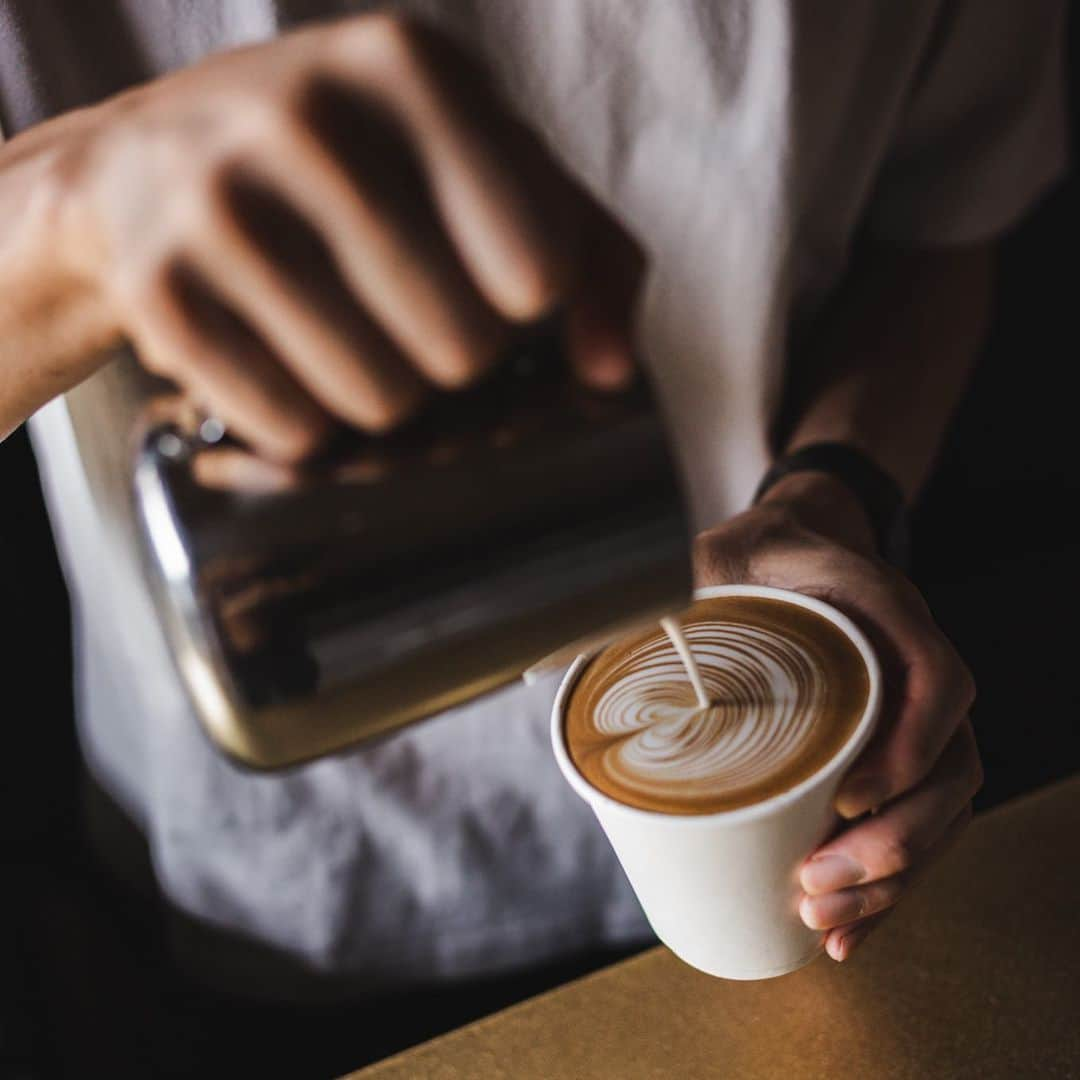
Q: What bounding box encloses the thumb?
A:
[565,208,646,391]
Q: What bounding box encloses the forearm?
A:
[776,243,995,502]
[0,114,120,439]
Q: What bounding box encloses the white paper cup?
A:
[551,584,881,980]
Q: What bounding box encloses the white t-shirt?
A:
[0,0,1066,997]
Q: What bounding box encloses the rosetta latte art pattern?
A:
[565,596,870,814]
[592,623,825,802]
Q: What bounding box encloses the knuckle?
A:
[342,13,426,76]
[238,90,301,142]
[924,632,972,694]
[269,420,327,465]
[968,748,985,797]
[108,264,150,310]
[898,573,933,611]
[691,534,741,586]
[956,662,977,711]
[205,95,305,168]
[117,258,183,317]
[135,340,173,378]
[895,726,940,785]
[878,834,917,878]
[691,532,715,565]
[185,169,242,240]
[916,636,954,685]
[864,877,904,914]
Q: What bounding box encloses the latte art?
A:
[593,622,826,797]
[565,596,870,814]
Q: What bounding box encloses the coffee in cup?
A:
[564,594,871,815]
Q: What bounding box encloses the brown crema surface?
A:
[564,596,870,814]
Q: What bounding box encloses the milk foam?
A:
[590,622,825,803]
[564,595,870,813]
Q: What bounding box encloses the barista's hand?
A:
[693,471,980,961]
[41,13,640,460]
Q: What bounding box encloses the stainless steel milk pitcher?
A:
[131,324,692,768]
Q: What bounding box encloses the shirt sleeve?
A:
[868,0,1068,247]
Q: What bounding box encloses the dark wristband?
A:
[753,442,910,567]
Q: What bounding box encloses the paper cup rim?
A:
[550,584,882,827]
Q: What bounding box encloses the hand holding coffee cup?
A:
[553,586,881,979]
[694,485,981,963]
[553,479,981,977]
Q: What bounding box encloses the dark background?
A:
[1,13,1077,1079]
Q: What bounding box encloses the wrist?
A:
[0,120,122,433]
[46,115,114,291]
[757,470,878,557]
[41,114,120,321]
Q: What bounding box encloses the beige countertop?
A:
[348,774,1080,1079]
